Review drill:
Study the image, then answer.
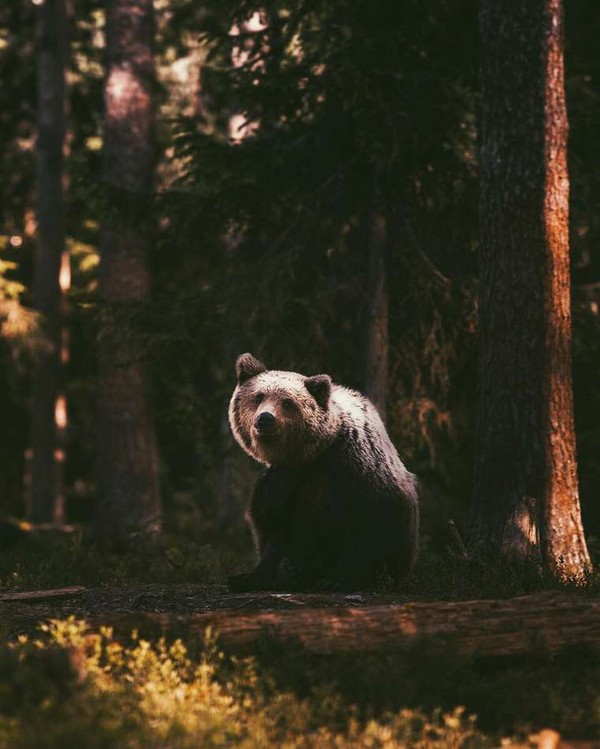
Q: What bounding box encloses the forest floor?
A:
[2,583,600,658]
[0,583,399,639]
[0,582,599,747]
[0,581,396,614]
[0,529,599,747]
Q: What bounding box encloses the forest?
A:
[0,0,599,746]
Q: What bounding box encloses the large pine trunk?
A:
[94,0,161,544]
[470,0,590,577]
[31,0,68,523]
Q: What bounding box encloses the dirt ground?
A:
[0,584,408,641]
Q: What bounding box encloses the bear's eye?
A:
[282,398,297,411]
[254,392,265,404]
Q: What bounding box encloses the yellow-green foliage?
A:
[0,618,494,749]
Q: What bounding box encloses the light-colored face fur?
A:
[228,354,341,466]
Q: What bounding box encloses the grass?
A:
[0,515,253,591]
[1,527,596,599]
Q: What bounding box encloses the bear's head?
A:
[228,353,341,466]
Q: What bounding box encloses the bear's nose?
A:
[255,412,276,433]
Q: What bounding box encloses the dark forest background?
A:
[0,0,599,556]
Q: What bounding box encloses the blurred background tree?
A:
[0,0,597,557]
[92,0,162,545]
[30,0,69,524]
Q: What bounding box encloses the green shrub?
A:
[0,618,496,749]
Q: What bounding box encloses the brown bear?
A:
[228,353,419,592]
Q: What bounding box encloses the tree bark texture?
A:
[471,0,591,578]
[364,213,389,422]
[95,0,161,543]
[31,0,68,523]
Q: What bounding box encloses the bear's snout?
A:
[255,411,277,435]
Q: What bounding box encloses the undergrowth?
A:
[0,618,501,749]
[1,618,599,748]
[0,519,253,591]
[0,527,598,600]
[0,527,599,746]
[255,635,600,739]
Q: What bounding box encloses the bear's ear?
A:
[236,353,267,385]
[305,374,332,410]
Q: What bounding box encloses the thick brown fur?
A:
[228,353,419,592]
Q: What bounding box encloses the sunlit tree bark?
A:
[470,0,591,578]
[93,0,161,544]
[30,0,68,523]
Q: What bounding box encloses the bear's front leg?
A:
[272,557,305,590]
[228,541,283,592]
[321,547,376,592]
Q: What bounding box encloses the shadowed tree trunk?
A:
[470,0,591,578]
[30,0,68,523]
[93,0,161,545]
[214,12,269,522]
[364,211,389,422]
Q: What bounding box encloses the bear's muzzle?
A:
[255,411,277,435]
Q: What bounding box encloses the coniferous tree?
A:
[30,0,68,523]
[93,0,161,544]
[470,0,591,577]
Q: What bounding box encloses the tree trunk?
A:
[94,0,161,545]
[364,212,389,422]
[215,12,269,520]
[31,0,68,523]
[216,228,241,523]
[471,0,591,578]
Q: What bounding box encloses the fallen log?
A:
[8,591,599,658]
[0,586,86,603]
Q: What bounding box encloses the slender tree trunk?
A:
[215,13,268,521]
[94,0,161,544]
[30,0,68,523]
[216,228,242,523]
[470,0,590,578]
[364,212,389,422]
